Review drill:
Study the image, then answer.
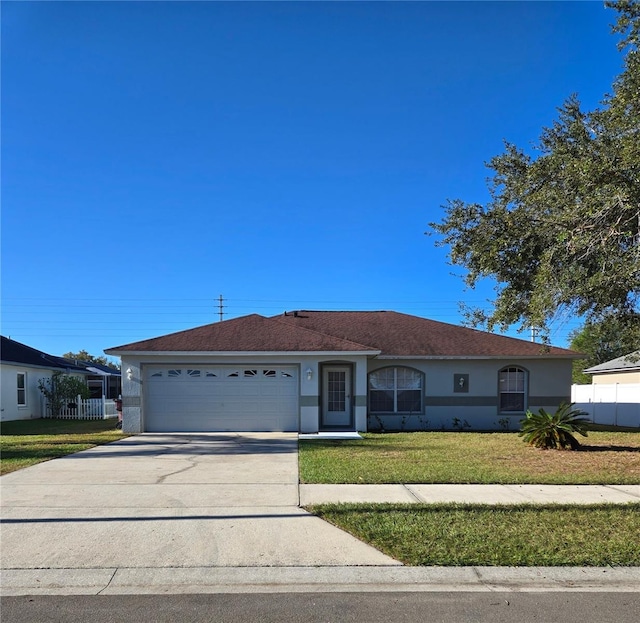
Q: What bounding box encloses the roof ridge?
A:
[269,315,378,351]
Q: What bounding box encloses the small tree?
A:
[519,402,589,450]
[38,372,90,416]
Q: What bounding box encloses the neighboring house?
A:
[105,311,580,434]
[0,336,87,422]
[59,358,121,399]
[583,351,640,384]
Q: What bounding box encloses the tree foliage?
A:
[569,313,640,383]
[430,1,640,335]
[38,371,91,416]
[62,350,119,370]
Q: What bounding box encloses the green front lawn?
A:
[308,503,640,566]
[0,418,127,475]
[299,431,640,484]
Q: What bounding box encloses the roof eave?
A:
[0,359,68,370]
[585,366,640,374]
[105,350,381,357]
[376,353,582,360]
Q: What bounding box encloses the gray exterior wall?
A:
[119,354,573,433]
[367,357,573,432]
[119,353,369,434]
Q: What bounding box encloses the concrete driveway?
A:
[0,433,398,570]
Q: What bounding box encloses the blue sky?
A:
[1,1,624,360]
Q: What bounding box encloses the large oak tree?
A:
[430,1,640,336]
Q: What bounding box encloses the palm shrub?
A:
[519,402,590,450]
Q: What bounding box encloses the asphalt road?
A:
[2,592,639,623]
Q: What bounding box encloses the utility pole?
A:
[218,295,225,322]
[530,327,539,342]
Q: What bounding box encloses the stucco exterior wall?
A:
[118,353,573,433]
[119,353,369,434]
[367,357,573,431]
[592,371,640,384]
[0,364,52,421]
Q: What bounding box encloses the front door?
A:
[321,365,352,429]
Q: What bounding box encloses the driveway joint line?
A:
[604,484,640,500]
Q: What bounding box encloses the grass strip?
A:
[0,419,127,475]
[308,502,640,566]
[299,431,640,484]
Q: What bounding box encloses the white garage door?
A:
[144,366,299,432]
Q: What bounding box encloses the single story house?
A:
[0,336,88,421]
[583,351,640,384]
[105,310,580,434]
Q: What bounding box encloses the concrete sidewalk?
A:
[300,483,640,505]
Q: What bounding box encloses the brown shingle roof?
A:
[273,311,579,357]
[106,310,579,357]
[106,314,376,353]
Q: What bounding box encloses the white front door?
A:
[321,365,352,429]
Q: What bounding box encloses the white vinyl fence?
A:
[571,383,640,427]
[43,395,119,420]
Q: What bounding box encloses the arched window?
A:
[369,367,423,414]
[498,366,527,412]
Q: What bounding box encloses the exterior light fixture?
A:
[306,368,313,381]
[126,368,133,380]
[458,376,465,388]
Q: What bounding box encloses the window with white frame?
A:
[498,366,527,412]
[17,372,27,406]
[369,367,423,414]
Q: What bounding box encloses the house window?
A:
[499,366,527,412]
[17,373,26,406]
[369,367,423,414]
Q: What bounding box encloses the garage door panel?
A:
[144,365,299,432]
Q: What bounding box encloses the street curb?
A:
[2,566,639,596]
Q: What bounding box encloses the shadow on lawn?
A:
[577,444,640,453]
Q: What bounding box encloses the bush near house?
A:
[38,371,90,416]
[519,402,590,450]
